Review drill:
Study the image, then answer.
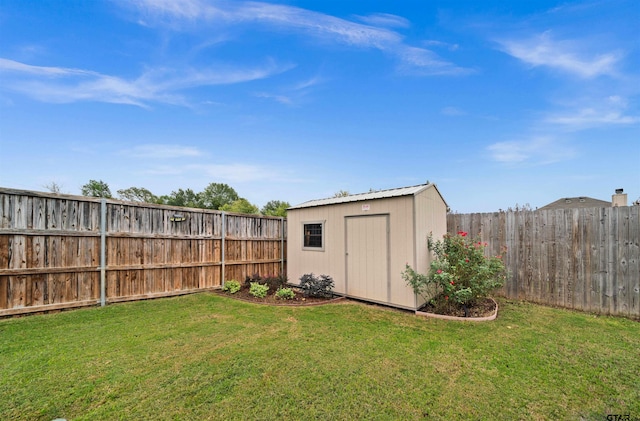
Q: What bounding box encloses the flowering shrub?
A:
[402,231,506,312]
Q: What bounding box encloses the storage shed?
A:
[287,183,448,310]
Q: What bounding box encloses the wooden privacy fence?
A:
[0,188,286,316]
[447,207,639,319]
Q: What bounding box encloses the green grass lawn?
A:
[1,294,638,420]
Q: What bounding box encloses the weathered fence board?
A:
[448,206,640,319]
[0,188,286,316]
[630,208,640,316]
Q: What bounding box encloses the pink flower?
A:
[437,269,443,274]
[445,296,449,300]
[450,281,455,285]
[457,231,468,237]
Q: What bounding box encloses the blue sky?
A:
[1,0,638,212]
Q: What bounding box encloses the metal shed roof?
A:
[289,183,443,210]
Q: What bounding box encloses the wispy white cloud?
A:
[487,136,575,165]
[5,79,162,108]
[137,165,184,176]
[254,75,325,106]
[254,92,293,105]
[0,58,98,77]
[0,58,291,107]
[129,0,400,46]
[441,106,466,116]
[545,95,639,130]
[141,162,281,183]
[547,108,639,127]
[215,2,402,49]
[193,163,272,183]
[123,144,204,159]
[130,0,215,22]
[423,40,459,51]
[294,76,323,91]
[497,31,621,78]
[125,0,469,76]
[14,44,49,60]
[397,46,472,75]
[353,13,410,29]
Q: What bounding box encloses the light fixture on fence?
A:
[170,213,187,222]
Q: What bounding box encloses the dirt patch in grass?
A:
[214,286,343,306]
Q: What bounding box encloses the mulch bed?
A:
[214,286,343,306]
[217,285,495,316]
[418,297,497,318]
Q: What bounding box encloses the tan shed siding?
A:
[414,187,448,271]
[386,196,416,309]
[412,187,447,307]
[289,195,419,308]
[289,200,388,294]
[345,215,389,302]
[356,196,414,308]
[287,207,339,290]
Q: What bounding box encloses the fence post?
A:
[100,199,106,307]
[280,217,285,275]
[221,212,226,287]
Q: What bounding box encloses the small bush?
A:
[244,273,262,288]
[263,274,289,291]
[299,273,334,298]
[245,273,288,291]
[275,287,295,300]
[249,282,269,298]
[222,280,241,294]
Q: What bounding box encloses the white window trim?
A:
[302,220,325,251]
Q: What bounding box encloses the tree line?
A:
[71,179,289,217]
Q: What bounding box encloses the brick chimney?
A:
[612,188,627,207]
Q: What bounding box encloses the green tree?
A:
[333,190,350,197]
[81,179,112,198]
[160,189,200,208]
[261,200,290,217]
[117,187,159,203]
[199,183,239,210]
[220,198,260,214]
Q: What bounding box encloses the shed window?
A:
[303,222,324,250]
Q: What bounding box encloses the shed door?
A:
[345,215,389,303]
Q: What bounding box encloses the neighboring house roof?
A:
[289,183,446,210]
[539,196,611,210]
